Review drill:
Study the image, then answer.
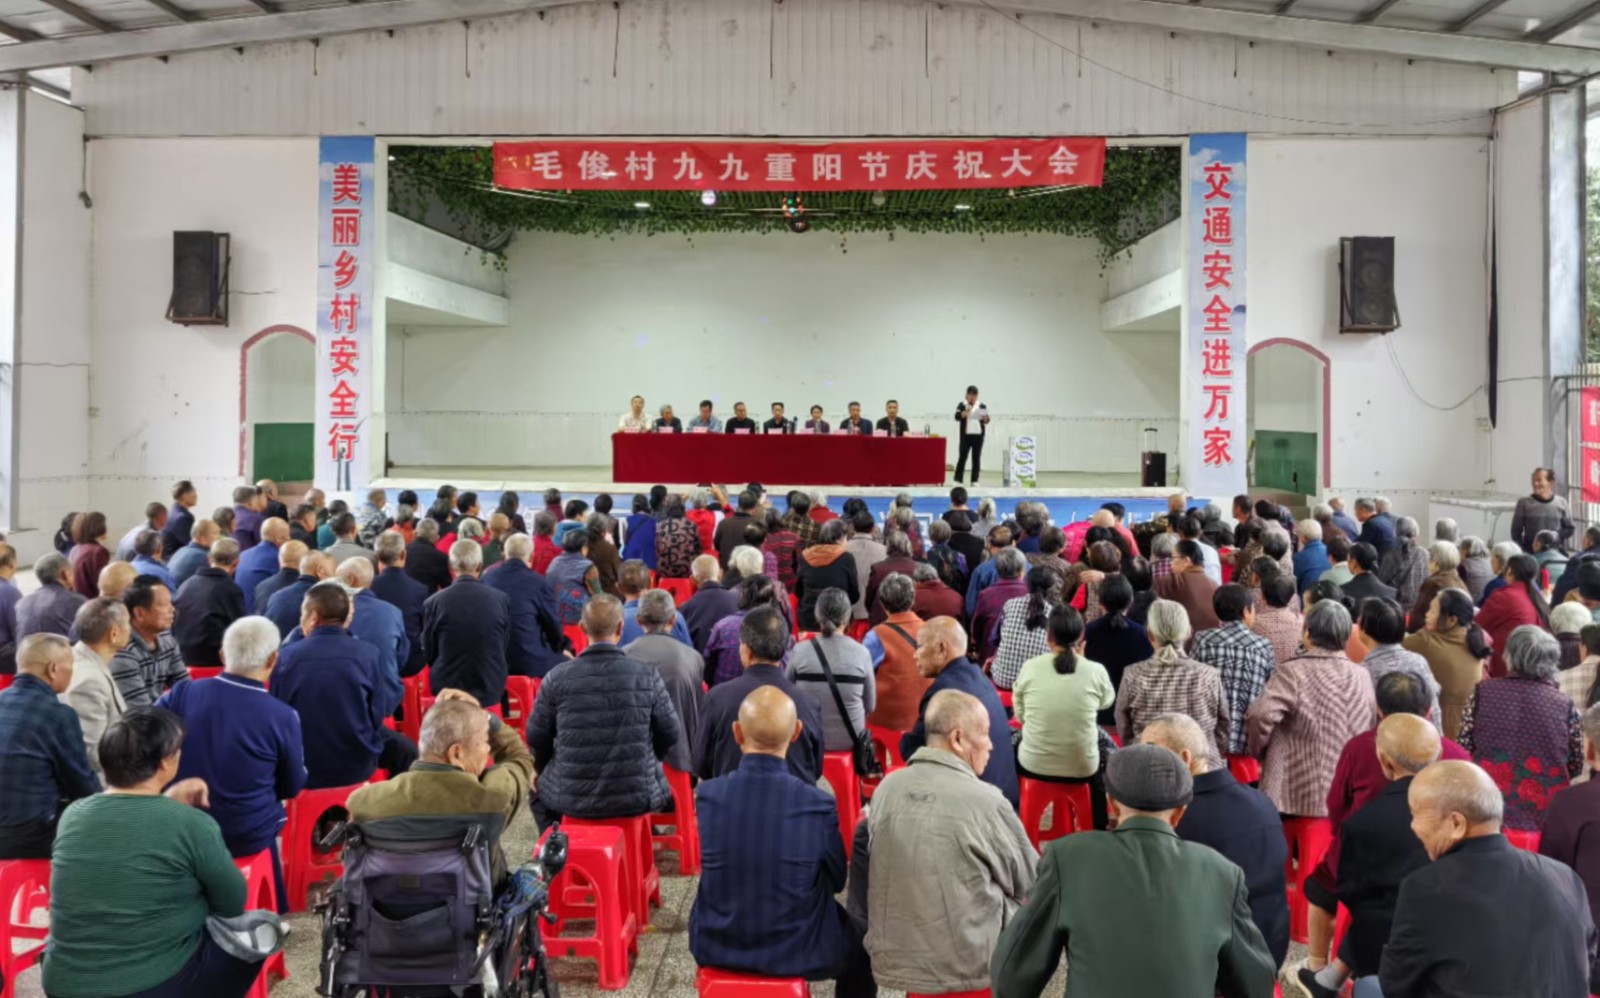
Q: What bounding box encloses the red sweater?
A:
[1476,584,1544,679]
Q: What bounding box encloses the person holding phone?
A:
[955,385,990,485]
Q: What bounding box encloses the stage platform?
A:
[375,466,1200,525]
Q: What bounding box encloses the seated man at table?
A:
[724,402,757,434]
[877,400,910,437]
[688,400,722,433]
[840,401,872,435]
[763,402,792,435]
[804,405,830,434]
[654,404,682,433]
[689,685,873,997]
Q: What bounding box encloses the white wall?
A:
[244,332,315,424]
[1248,136,1491,498]
[1249,346,1321,435]
[88,137,318,532]
[389,229,1180,472]
[1492,99,1549,495]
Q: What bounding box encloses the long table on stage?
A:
[611,431,947,486]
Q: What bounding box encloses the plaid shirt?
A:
[764,529,801,590]
[1245,649,1378,816]
[1250,604,1305,665]
[1361,643,1441,727]
[1190,622,1277,755]
[1151,557,1174,582]
[0,674,99,831]
[1559,656,1599,715]
[781,510,820,549]
[110,629,189,708]
[1379,543,1431,611]
[1114,654,1231,768]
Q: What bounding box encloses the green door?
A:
[253,423,314,483]
[1255,430,1318,495]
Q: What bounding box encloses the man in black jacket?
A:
[713,490,762,568]
[1379,759,1598,997]
[1342,543,1398,605]
[1555,524,1600,604]
[694,605,823,785]
[371,530,430,678]
[405,518,454,593]
[876,400,909,437]
[172,538,245,667]
[682,556,741,654]
[422,540,514,709]
[526,594,679,829]
[483,533,568,678]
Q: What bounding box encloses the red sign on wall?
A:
[1582,387,1600,503]
[493,138,1106,192]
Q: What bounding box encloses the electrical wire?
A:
[1384,332,1485,411]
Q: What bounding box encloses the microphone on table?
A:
[923,423,930,436]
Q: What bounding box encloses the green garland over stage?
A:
[389,143,1179,263]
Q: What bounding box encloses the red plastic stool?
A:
[659,577,697,606]
[696,967,811,996]
[821,751,862,859]
[650,765,701,875]
[1329,902,1352,965]
[542,825,639,990]
[996,688,1014,709]
[1283,816,1335,944]
[187,666,222,681]
[0,859,49,998]
[866,723,908,772]
[1018,777,1093,849]
[234,851,289,997]
[1505,828,1542,852]
[0,675,12,692]
[564,624,590,654]
[504,676,542,733]
[1227,755,1262,785]
[400,668,428,742]
[283,782,367,912]
[567,814,660,927]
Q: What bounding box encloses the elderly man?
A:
[168,517,220,586]
[692,686,871,994]
[157,616,305,911]
[109,576,186,707]
[993,743,1277,998]
[256,477,289,522]
[96,562,138,603]
[128,530,176,593]
[371,530,430,677]
[1294,520,1332,594]
[16,552,85,640]
[272,582,416,789]
[615,559,693,647]
[0,543,18,675]
[1327,498,1361,543]
[173,538,245,668]
[623,589,705,773]
[1343,542,1398,604]
[0,634,99,857]
[231,483,265,550]
[1378,517,1431,610]
[423,540,514,710]
[713,490,762,568]
[1543,703,1600,930]
[845,510,888,622]
[348,692,532,882]
[289,503,319,548]
[64,598,131,774]
[115,502,168,563]
[681,555,740,653]
[160,479,198,559]
[695,605,823,784]
[1155,539,1222,631]
[263,551,334,638]
[234,516,289,614]
[1190,584,1277,758]
[965,525,1017,616]
[688,399,723,433]
[866,690,1035,996]
[324,512,376,568]
[972,548,1028,662]
[1380,760,1597,997]
[482,532,567,678]
[909,561,963,627]
[1141,714,1289,970]
[316,558,408,711]
[902,616,1018,806]
[404,518,454,592]
[1354,498,1397,559]
[252,538,307,617]
[1297,714,1442,998]
[527,595,679,828]
[1356,598,1441,726]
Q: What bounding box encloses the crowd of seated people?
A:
[4,476,1600,998]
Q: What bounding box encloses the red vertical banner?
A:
[1581,387,1600,502]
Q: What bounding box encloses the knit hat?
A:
[1104,743,1194,812]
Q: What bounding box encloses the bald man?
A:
[97,561,139,602]
[236,516,291,613]
[1379,760,1597,997]
[264,551,335,639]
[0,634,99,857]
[689,686,872,996]
[900,616,1017,806]
[253,538,308,615]
[1299,715,1441,997]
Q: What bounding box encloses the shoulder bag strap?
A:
[811,639,869,756]
[885,622,917,652]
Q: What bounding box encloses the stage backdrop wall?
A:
[386,230,1181,475]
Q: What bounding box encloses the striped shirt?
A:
[1245,649,1378,817]
[1190,622,1277,755]
[1114,654,1231,769]
[110,629,189,708]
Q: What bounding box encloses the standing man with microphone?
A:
[954,385,989,485]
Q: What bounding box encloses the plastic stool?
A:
[1505,828,1542,852]
[821,751,862,859]
[1227,755,1262,785]
[1018,777,1093,848]
[1283,816,1334,944]
[695,967,811,996]
[504,676,542,733]
[996,688,1014,710]
[650,765,701,875]
[564,624,590,654]
[283,782,367,912]
[234,851,289,997]
[0,859,49,998]
[0,675,12,692]
[400,668,428,742]
[1329,902,1352,967]
[187,666,222,681]
[866,723,908,772]
[542,825,639,990]
[567,814,660,927]
[658,578,697,606]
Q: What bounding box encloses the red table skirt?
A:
[611,432,947,486]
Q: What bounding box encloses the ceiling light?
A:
[954,203,972,212]
[701,189,718,206]
[634,201,651,210]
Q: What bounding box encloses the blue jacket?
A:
[621,514,658,570]
[234,541,281,614]
[1359,513,1397,558]
[621,598,693,648]
[482,560,567,679]
[167,542,211,588]
[1331,510,1362,543]
[129,555,177,593]
[901,658,1018,807]
[157,674,306,851]
[371,566,429,677]
[1175,768,1290,968]
[688,753,857,978]
[422,575,514,708]
[271,625,387,789]
[681,583,740,655]
[264,575,319,639]
[1292,540,1331,595]
[695,664,824,785]
[253,568,301,621]
[284,592,406,716]
[965,559,1000,617]
[160,504,194,560]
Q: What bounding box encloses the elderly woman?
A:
[530,511,561,575]
[1456,536,1495,604]
[480,513,511,568]
[1379,516,1431,610]
[1114,599,1230,768]
[1459,625,1584,831]
[1245,600,1379,818]
[925,519,971,596]
[654,496,701,581]
[1149,532,1177,583]
[1478,553,1552,679]
[1408,540,1467,634]
[1293,519,1331,594]
[1252,574,1306,665]
[43,707,265,998]
[1075,539,1123,624]
[1403,588,1492,739]
[545,528,600,625]
[1510,467,1574,553]
[1478,540,1523,607]
[785,588,876,753]
[68,511,111,599]
[1082,574,1153,727]
[1014,605,1115,829]
[1552,601,1592,671]
[991,566,1060,690]
[705,570,792,686]
[1533,530,1570,589]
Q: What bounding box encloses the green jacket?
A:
[991,816,1276,998]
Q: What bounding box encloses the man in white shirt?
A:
[954,385,990,485]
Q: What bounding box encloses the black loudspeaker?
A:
[1141,451,1167,487]
[168,231,230,326]
[1339,236,1399,333]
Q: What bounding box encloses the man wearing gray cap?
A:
[991,742,1278,998]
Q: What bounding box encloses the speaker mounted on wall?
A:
[1339,236,1400,334]
[167,231,231,327]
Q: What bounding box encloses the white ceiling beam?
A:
[0,0,1592,75]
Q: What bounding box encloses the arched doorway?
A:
[238,325,315,481]
[1246,338,1331,496]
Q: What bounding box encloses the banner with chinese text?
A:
[494,138,1106,191]
[1185,134,1247,498]
[316,136,375,493]
[1581,387,1600,502]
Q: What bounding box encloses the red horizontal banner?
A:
[493,138,1106,191]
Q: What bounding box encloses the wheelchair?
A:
[316,813,568,998]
